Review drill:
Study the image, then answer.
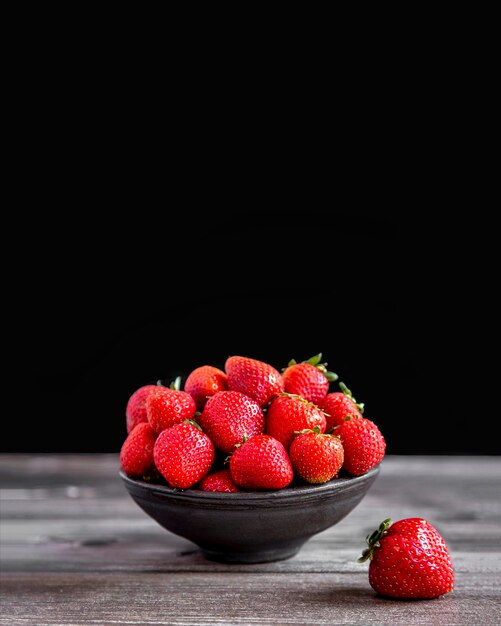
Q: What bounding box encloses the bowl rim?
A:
[119,464,380,503]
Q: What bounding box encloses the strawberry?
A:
[153,420,215,489]
[336,416,385,475]
[317,382,364,432]
[146,385,196,434]
[289,426,344,484]
[225,356,284,407]
[229,434,293,490]
[185,365,228,410]
[120,422,157,477]
[199,390,265,454]
[266,393,326,450]
[125,384,158,433]
[199,469,239,492]
[358,518,454,599]
[282,353,338,404]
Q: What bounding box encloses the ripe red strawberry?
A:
[289,426,344,484]
[266,393,326,450]
[185,365,228,410]
[282,353,338,404]
[199,390,265,454]
[229,434,293,490]
[126,384,158,433]
[199,469,239,492]
[120,422,157,477]
[153,420,215,489]
[359,518,454,599]
[225,356,284,407]
[336,416,385,475]
[317,382,364,432]
[146,386,196,434]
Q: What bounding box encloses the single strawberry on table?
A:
[120,422,157,477]
[229,434,294,490]
[185,365,228,411]
[358,517,454,599]
[125,384,159,433]
[153,420,215,489]
[199,469,239,492]
[282,353,338,404]
[146,383,196,434]
[317,382,364,432]
[335,416,385,476]
[225,356,284,408]
[266,393,326,450]
[289,426,344,484]
[199,390,265,454]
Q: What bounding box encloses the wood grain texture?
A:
[1,454,500,625]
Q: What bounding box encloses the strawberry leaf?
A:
[170,376,182,391]
[306,353,322,366]
[339,382,364,413]
[357,518,392,562]
[339,382,353,398]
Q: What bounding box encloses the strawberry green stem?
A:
[283,353,338,382]
[357,518,392,563]
[225,434,249,464]
[170,376,182,391]
[316,364,338,382]
[339,382,365,413]
[306,353,323,366]
[184,419,202,431]
[233,433,248,450]
[293,426,339,438]
[279,392,319,407]
[156,377,182,390]
[293,426,322,436]
[324,370,339,382]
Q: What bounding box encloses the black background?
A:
[9,206,496,455]
[4,1,498,455]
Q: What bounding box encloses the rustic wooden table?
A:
[1,455,500,626]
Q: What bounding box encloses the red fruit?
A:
[199,390,265,454]
[336,416,385,476]
[125,384,158,433]
[289,427,344,484]
[153,420,215,489]
[199,469,239,492]
[359,518,454,599]
[120,422,157,477]
[266,393,326,450]
[225,356,284,408]
[146,387,196,434]
[185,365,228,410]
[282,353,338,404]
[317,382,364,432]
[229,434,293,490]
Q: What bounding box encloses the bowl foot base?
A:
[201,545,302,564]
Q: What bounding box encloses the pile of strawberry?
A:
[120,354,386,491]
[120,353,455,600]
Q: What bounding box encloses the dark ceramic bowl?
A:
[120,466,380,563]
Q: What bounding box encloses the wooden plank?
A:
[2,515,501,574]
[1,571,500,626]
